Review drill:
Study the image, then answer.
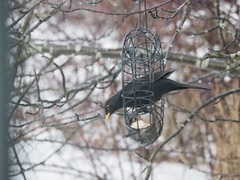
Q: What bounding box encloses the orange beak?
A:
[105,113,110,122]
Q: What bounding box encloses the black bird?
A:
[105,69,211,121]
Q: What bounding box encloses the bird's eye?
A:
[106,105,110,110]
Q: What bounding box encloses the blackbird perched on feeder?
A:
[105,69,211,122]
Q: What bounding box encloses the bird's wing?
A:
[153,68,175,82]
[131,69,175,83]
[123,69,175,95]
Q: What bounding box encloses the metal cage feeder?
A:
[121,27,165,146]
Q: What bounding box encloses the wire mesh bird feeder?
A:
[121,27,165,146]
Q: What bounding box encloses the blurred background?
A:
[5,0,240,179]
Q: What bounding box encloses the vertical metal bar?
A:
[0,0,9,179]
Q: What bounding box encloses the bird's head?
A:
[104,92,122,122]
[104,103,112,122]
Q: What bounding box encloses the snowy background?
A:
[8,0,240,179]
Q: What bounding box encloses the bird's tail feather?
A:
[166,79,211,91]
